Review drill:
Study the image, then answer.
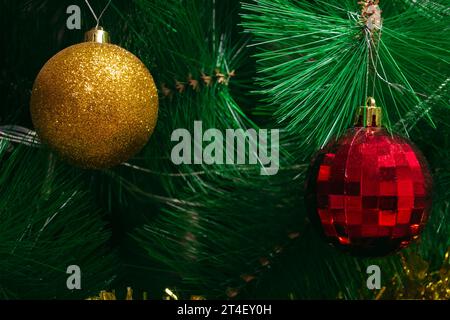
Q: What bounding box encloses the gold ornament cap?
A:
[355,97,382,127]
[84,26,110,44]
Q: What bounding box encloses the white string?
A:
[97,0,113,25]
[84,0,98,23]
[84,0,113,28]
[370,29,381,96]
[364,30,406,93]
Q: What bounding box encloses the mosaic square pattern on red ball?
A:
[315,128,431,247]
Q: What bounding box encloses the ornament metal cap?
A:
[84,26,110,44]
[355,97,382,127]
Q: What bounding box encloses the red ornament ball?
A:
[306,127,432,256]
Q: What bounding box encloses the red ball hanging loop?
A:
[306,98,432,256]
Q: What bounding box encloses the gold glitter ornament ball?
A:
[30,28,158,169]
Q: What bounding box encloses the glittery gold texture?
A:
[376,248,450,300]
[30,42,158,169]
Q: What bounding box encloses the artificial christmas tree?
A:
[0,0,449,300]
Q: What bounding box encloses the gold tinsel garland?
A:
[377,248,450,300]
[87,287,204,301]
[88,248,450,300]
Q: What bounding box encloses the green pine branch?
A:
[242,0,450,157]
[1,0,449,300]
[0,141,117,299]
